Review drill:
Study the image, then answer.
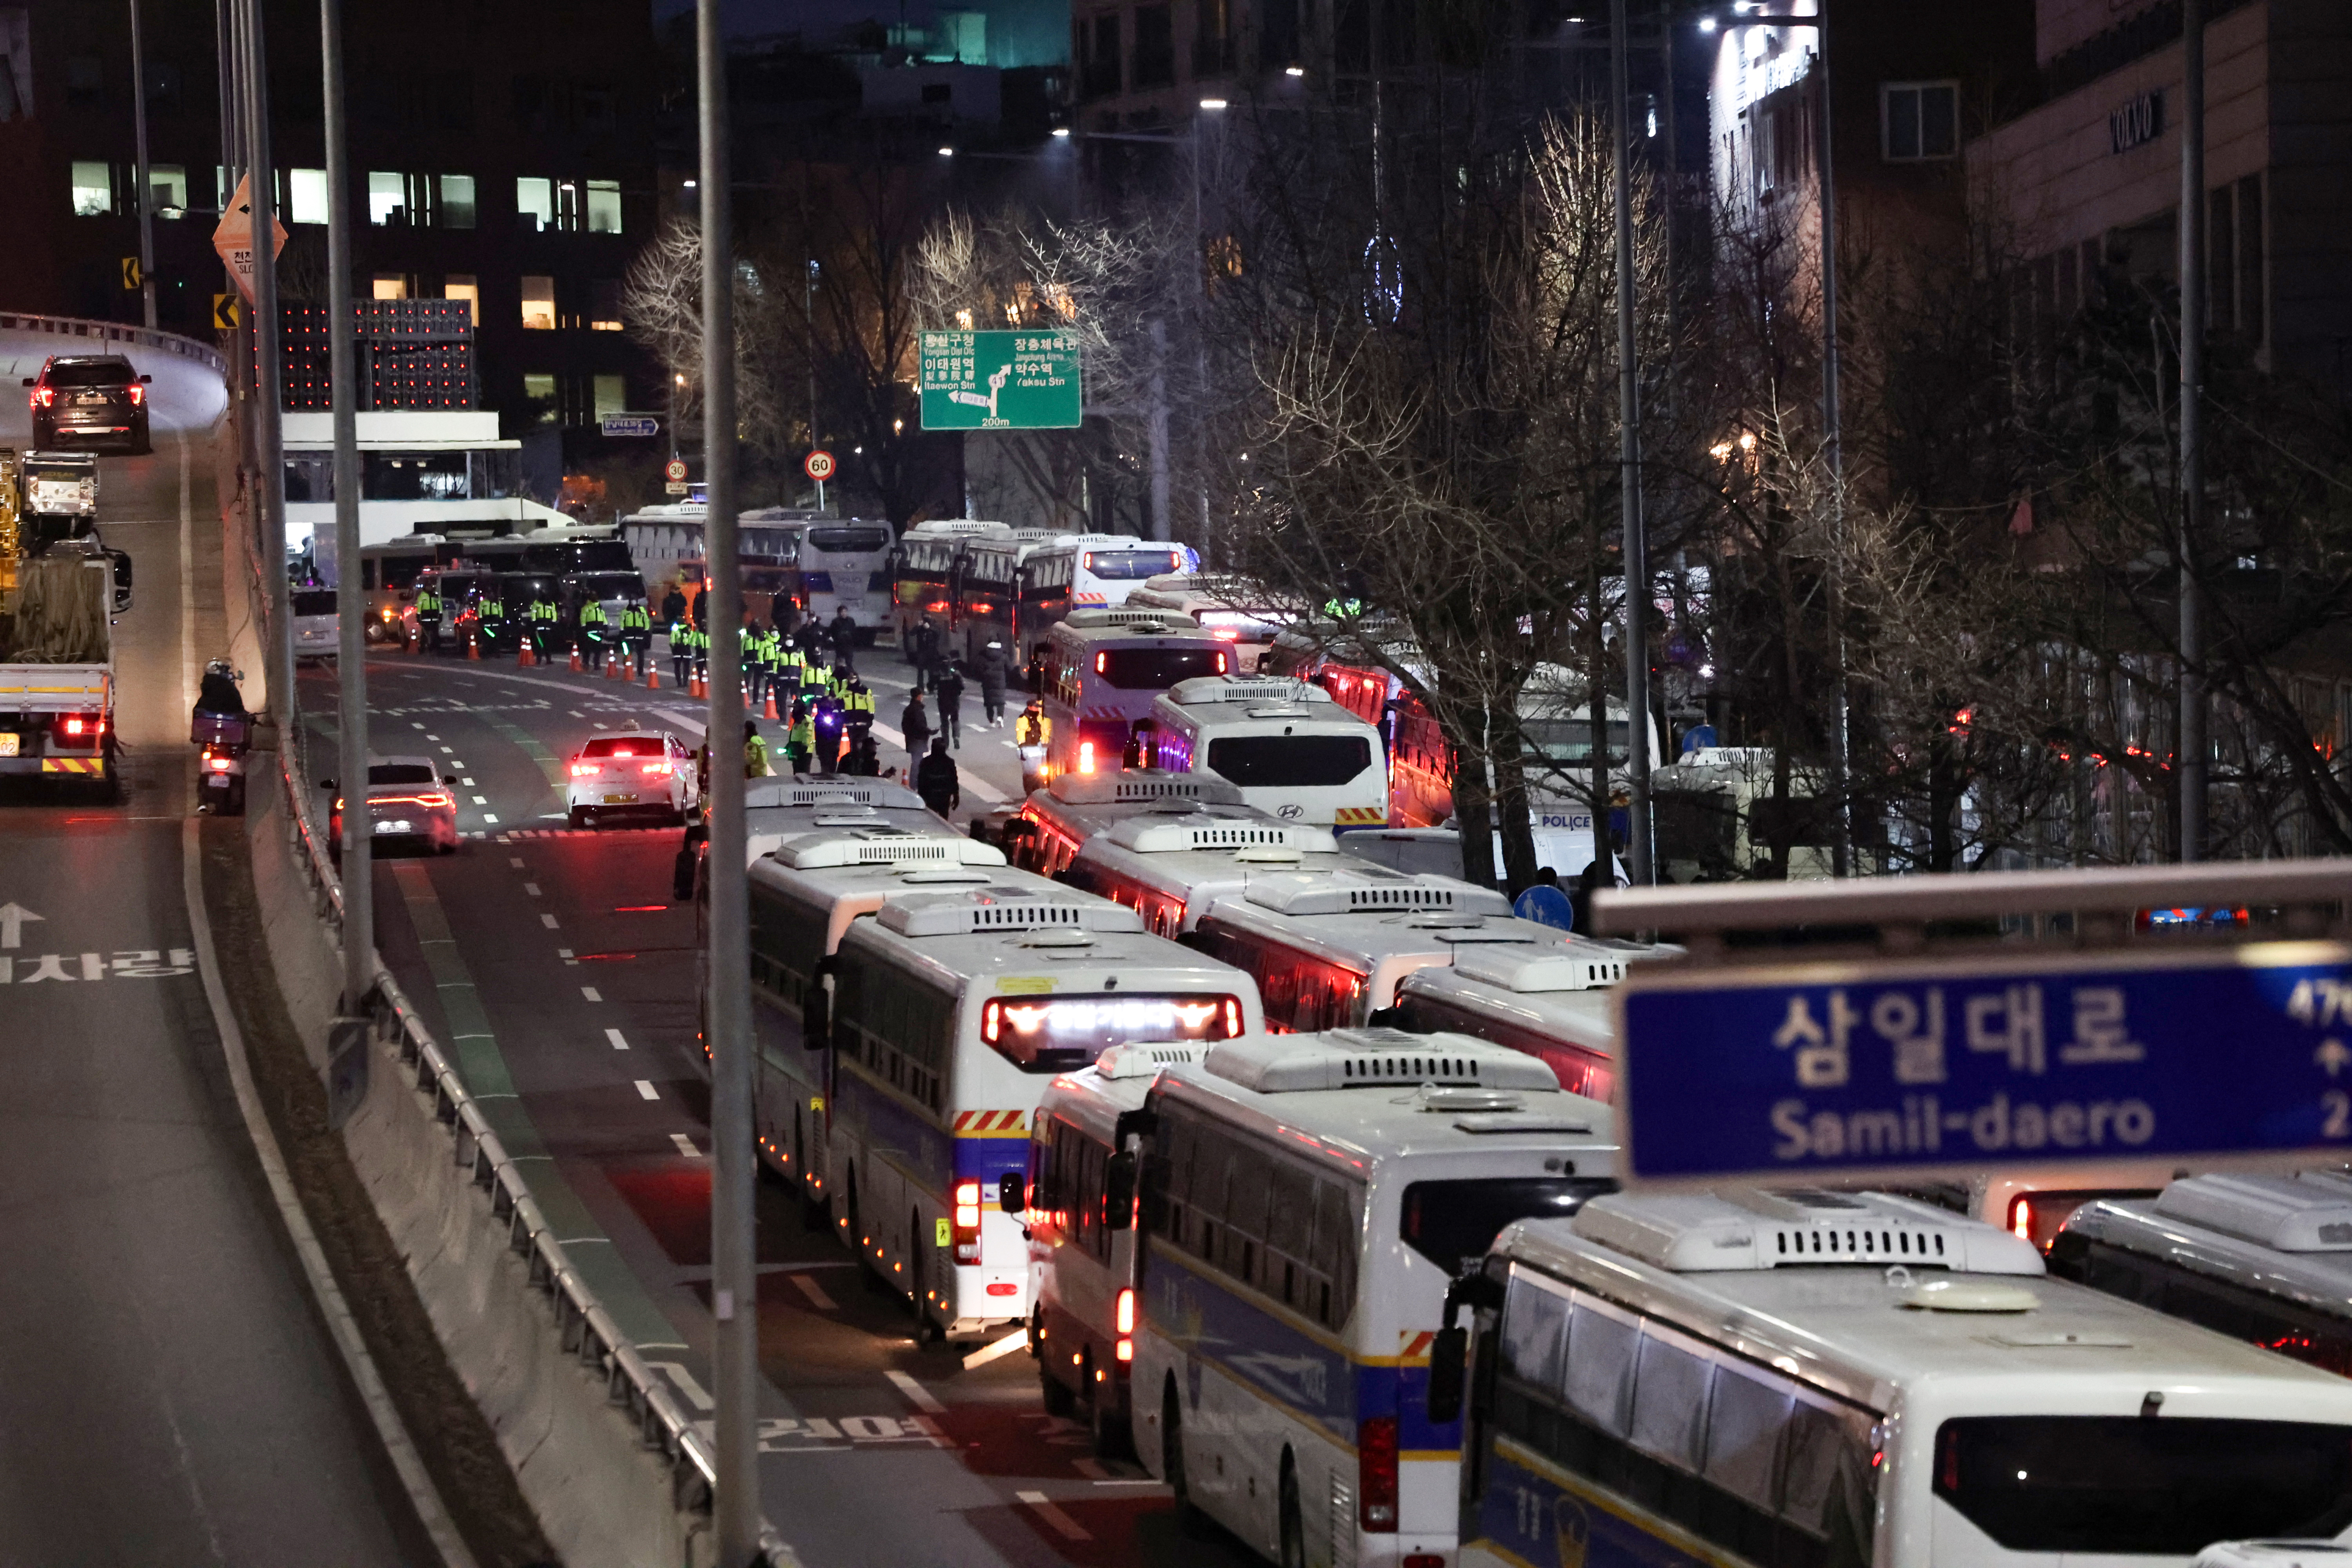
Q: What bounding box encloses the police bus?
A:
[2052,1171,2352,1378]
[949,526,1059,666]
[1018,1041,1210,1453]
[1040,610,1229,784]
[1003,768,1248,876]
[1024,533,1188,611]
[1124,573,1287,674]
[1444,1186,2352,1568]
[1062,810,1351,937]
[1187,868,1565,1033]
[356,536,456,639]
[1129,1027,1620,1568]
[1144,676,1389,830]
[891,519,1009,647]
[677,778,946,902]
[801,518,896,643]
[1388,941,1648,1103]
[779,868,1265,1342]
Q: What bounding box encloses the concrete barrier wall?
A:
[242,768,781,1568]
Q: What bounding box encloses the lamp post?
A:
[1609,0,1655,887]
[321,0,368,1025]
[128,0,156,329]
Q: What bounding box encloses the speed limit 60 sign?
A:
[804,449,836,482]
[664,457,689,483]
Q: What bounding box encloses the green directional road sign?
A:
[918,329,1083,431]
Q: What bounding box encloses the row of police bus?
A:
[675,755,2352,1568]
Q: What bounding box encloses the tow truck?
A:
[0,449,123,797]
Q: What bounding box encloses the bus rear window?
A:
[1933,1416,2352,1553]
[1095,646,1228,689]
[809,527,890,553]
[580,737,660,758]
[980,992,1242,1073]
[1084,549,1183,581]
[1206,734,1371,788]
[1399,1178,1615,1275]
[292,590,338,617]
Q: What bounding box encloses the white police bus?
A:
[1144,676,1389,830]
[1018,1041,1211,1453]
[1024,533,1189,612]
[801,519,896,643]
[1188,868,1571,1033]
[1062,810,1350,937]
[1125,572,1288,673]
[1130,1027,1620,1568]
[1002,767,1245,876]
[1040,609,1230,784]
[677,777,944,902]
[815,872,1265,1340]
[1444,1186,2352,1568]
[1389,941,1648,1104]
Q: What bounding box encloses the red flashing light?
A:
[1212,650,1228,673]
[1358,1416,1399,1532]
[1077,741,1096,774]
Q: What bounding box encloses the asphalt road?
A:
[0,330,426,1564]
[329,640,1258,1568]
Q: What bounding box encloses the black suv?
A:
[24,355,152,455]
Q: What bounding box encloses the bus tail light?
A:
[1095,651,1109,674]
[1077,741,1096,774]
[953,1181,982,1264]
[1115,1285,1135,1362]
[1213,650,1228,673]
[2008,1194,2033,1243]
[1358,1415,1398,1532]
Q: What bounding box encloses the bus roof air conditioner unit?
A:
[2153,1172,2352,1252]
[1166,676,1334,707]
[878,887,1146,937]
[1241,870,1514,917]
[1571,1189,2044,1275]
[774,830,1007,870]
[1047,770,1244,805]
[1205,1027,1563,1093]
[1109,815,1338,854]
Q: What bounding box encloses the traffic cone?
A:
[569,645,583,673]
[764,689,780,721]
[605,653,620,680]
[467,634,480,661]
[644,662,660,691]
[518,640,534,667]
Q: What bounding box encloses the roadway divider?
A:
[252,754,799,1568]
[0,310,229,374]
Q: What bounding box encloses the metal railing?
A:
[0,311,229,376]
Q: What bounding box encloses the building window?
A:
[66,55,101,108]
[373,275,408,300]
[1080,13,1121,99]
[584,179,622,234]
[1194,0,1232,76]
[70,161,112,216]
[517,176,554,233]
[439,174,476,229]
[522,373,557,424]
[145,165,188,217]
[521,276,557,330]
[2236,172,2265,346]
[288,167,328,225]
[368,170,407,225]
[1882,81,1959,162]
[593,375,626,422]
[590,279,623,331]
[1132,5,1174,87]
[444,275,479,325]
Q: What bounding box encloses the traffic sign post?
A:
[1595,861,2352,1188]
[600,414,660,438]
[121,258,143,291]
[212,293,241,330]
[210,173,288,305]
[665,458,690,482]
[918,330,1082,430]
[803,448,834,511]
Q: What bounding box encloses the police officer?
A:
[743,720,773,779]
[413,583,443,654]
[669,607,694,687]
[758,622,783,703]
[476,590,506,652]
[527,593,560,659]
[691,620,710,687]
[843,676,876,753]
[578,594,610,670]
[659,583,688,631]
[786,700,815,777]
[1015,697,1051,794]
[740,616,766,706]
[619,599,652,677]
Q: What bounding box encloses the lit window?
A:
[368,170,406,225]
[585,179,622,234]
[521,276,556,330]
[438,174,476,230]
[522,373,558,426]
[287,167,328,225]
[516,176,553,233]
[373,275,408,301]
[1882,81,1959,162]
[443,275,479,326]
[589,279,623,331]
[593,375,626,422]
[70,161,112,216]
[144,165,189,216]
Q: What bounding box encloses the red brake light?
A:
[1224,997,1241,1037]
[641,761,672,775]
[1095,651,1108,674]
[1213,650,1228,673]
[63,717,83,736]
[31,386,54,408]
[570,761,597,777]
[1077,741,1096,774]
[956,1182,980,1207]
[1358,1416,1398,1532]
[1115,1287,1135,1335]
[986,1281,1018,1297]
[208,756,232,772]
[126,383,143,406]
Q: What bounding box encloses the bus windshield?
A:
[1933,1416,2352,1552]
[1096,646,1228,689]
[1206,734,1372,788]
[1084,549,1184,581]
[1521,717,1629,764]
[980,991,1242,1073]
[292,590,338,617]
[809,527,890,553]
[1398,1178,1616,1274]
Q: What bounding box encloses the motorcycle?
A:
[193,707,250,815]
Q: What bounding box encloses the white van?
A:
[292,587,339,661]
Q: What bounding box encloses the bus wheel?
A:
[1165,1381,1207,1538]
[1278,1451,1304,1568]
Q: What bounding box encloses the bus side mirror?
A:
[1103,1149,1138,1230]
[998,1172,1025,1213]
[1426,1325,1469,1425]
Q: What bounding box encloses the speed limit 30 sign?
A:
[804,449,836,482]
[664,457,689,483]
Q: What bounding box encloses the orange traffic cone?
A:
[763,688,780,721]
[467,634,480,661]
[569,646,583,673]
[518,641,534,667]
[645,662,660,690]
[604,653,620,680]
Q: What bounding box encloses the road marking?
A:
[582,985,602,1001]
[605,1027,629,1050]
[1016,1492,1092,1542]
[884,1368,944,1412]
[792,1274,840,1312]
[439,745,453,754]
[426,733,440,740]
[635,1079,660,1101]
[670,1132,702,1158]
[0,950,195,984]
[524,882,542,897]
[649,1360,715,1413]
[556,947,574,960]
[509,857,525,868]
[482,813,499,823]
[962,1330,1029,1370]
[462,778,476,787]
[0,902,45,948]
[592,721,609,730]
[568,709,584,717]
[411,721,425,729]
[539,913,558,930]
[471,794,488,804]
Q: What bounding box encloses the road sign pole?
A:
[322,0,369,1034]
[128,0,157,329]
[239,0,290,732]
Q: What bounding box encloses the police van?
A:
[1188,868,1571,1033]
[1003,767,1247,876]
[1445,1186,2352,1568]
[1130,1027,1619,1568]
[1063,810,1350,937]
[1389,940,1656,1103]
[1124,572,1287,673]
[1144,676,1389,830]
[806,870,1265,1340]
[1040,609,1231,784]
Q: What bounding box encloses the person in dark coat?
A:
[934,666,965,750]
[977,640,1008,727]
[828,609,858,667]
[907,621,940,693]
[659,584,688,628]
[900,691,933,772]
[915,737,960,818]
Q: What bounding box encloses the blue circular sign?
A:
[1514,884,1576,932]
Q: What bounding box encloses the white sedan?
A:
[326,756,459,855]
[566,732,698,828]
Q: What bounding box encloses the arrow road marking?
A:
[0,904,44,949]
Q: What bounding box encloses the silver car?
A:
[327,755,460,855]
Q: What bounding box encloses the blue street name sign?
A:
[600,415,660,438]
[1612,941,2352,1185]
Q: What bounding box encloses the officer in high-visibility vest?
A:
[786,701,815,777]
[413,585,443,653]
[775,638,807,712]
[743,720,773,779]
[843,676,877,752]
[669,613,694,687]
[740,616,766,706]
[691,622,710,684]
[476,593,507,651]
[757,624,782,703]
[578,596,609,670]
[619,600,652,676]
[527,594,560,658]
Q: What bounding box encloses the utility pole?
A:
[242,0,290,728]
[697,0,757,1559]
[322,0,368,1012]
[128,0,156,329]
[806,257,824,513]
[1814,11,1850,877]
[2177,0,2207,862]
[1609,0,1653,885]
